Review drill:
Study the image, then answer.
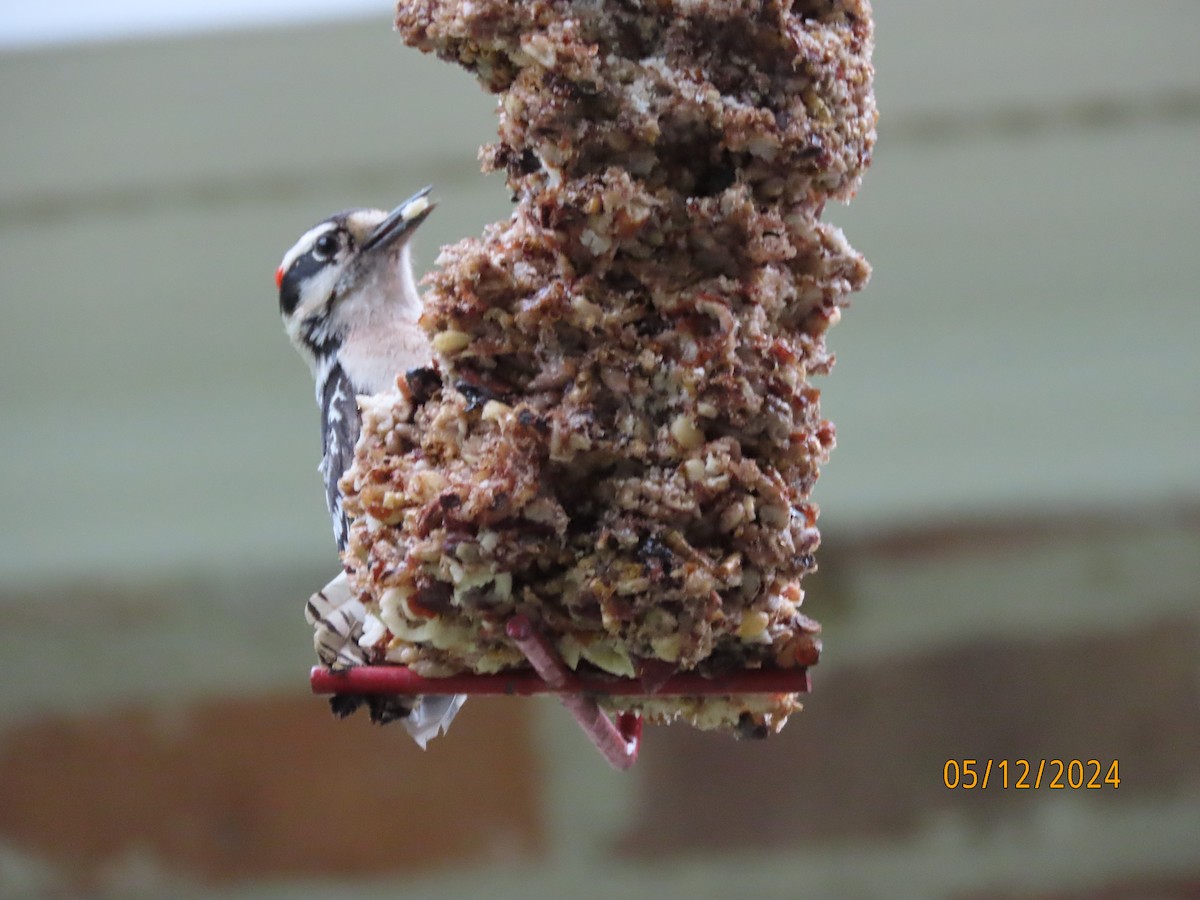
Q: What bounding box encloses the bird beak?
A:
[361,186,436,253]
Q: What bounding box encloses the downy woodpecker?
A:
[276,186,465,747]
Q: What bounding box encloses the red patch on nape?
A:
[274,266,284,289]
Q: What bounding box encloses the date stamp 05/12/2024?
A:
[943,759,1121,790]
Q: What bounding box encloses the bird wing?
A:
[315,356,466,746]
[319,362,361,552]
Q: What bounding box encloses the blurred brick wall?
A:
[1,504,1196,899]
[0,699,542,890]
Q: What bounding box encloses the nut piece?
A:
[431,330,471,354]
[670,414,705,450]
[737,610,771,642]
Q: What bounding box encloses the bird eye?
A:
[313,233,339,261]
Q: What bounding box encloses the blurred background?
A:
[1,1,1198,897]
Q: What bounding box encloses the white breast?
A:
[339,319,434,395]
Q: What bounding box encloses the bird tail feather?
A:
[305,571,467,747]
[304,571,367,670]
[403,694,468,750]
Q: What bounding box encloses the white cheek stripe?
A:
[295,265,341,320]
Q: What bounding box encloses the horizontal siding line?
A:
[3,87,1199,228]
[825,499,1200,563]
[885,86,1200,143]
[0,158,487,229]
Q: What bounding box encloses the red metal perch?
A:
[310,614,811,770]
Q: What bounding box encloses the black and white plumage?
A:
[318,363,358,552]
[277,187,465,747]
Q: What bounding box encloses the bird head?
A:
[276,186,435,372]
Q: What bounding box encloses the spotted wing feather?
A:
[319,362,360,553]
